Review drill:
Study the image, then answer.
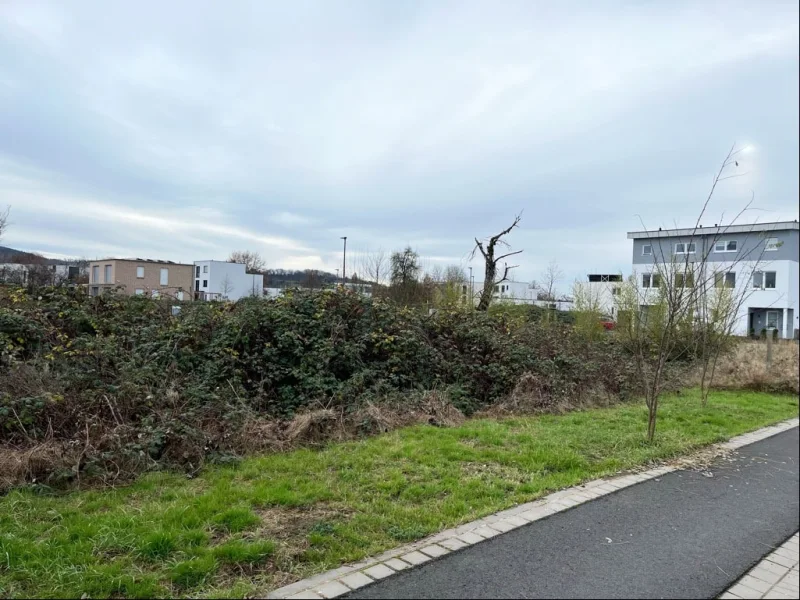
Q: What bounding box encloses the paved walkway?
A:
[722,533,799,599]
[345,427,799,599]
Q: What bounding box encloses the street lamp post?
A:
[340,236,347,287]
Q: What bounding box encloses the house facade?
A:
[573,274,623,318]
[628,221,799,339]
[461,280,574,310]
[88,258,193,300]
[193,260,264,301]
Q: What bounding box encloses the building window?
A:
[642,273,661,288]
[160,268,169,286]
[674,242,696,254]
[611,287,620,296]
[135,288,144,295]
[202,280,208,288]
[765,237,781,251]
[753,271,776,289]
[642,244,652,256]
[766,311,779,329]
[151,290,160,298]
[714,272,735,288]
[196,266,200,277]
[203,265,208,273]
[195,280,200,291]
[714,240,738,253]
[176,291,184,301]
[104,264,112,283]
[90,286,99,296]
[136,266,145,278]
[675,273,694,288]
[92,265,99,283]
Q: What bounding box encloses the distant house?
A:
[573,274,624,318]
[463,280,574,310]
[88,258,193,300]
[0,263,81,286]
[193,260,264,301]
[628,220,799,338]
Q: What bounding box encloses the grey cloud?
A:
[0,0,798,286]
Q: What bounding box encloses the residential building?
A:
[88,258,193,300]
[193,260,264,301]
[461,280,574,310]
[628,221,799,339]
[0,263,82,286]
[573,274,624,318]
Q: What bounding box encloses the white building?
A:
[463,280,574,310]
[193,260,264,301]
[573,274,624,319]
[628,221,799,339]
[0,263,79,285]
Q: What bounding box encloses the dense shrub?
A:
[1,287,641,486]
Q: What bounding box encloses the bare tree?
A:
[0,206,8,243]
[303,269,322,290]
[444,264,467,284]
[228,250,265,274]
[220,274,235,299]
[471,215,523,311]
[616,143,763,441]
[426,264,468,307]
[427,264,445,283]
[359,248,389,286]
[538,260,563,301]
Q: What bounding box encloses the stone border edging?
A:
[720,532,799,599]
[267,417,800,599]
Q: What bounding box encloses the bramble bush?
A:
[0,286,642,487]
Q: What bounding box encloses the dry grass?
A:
[478,371,623,418]
[706,339,799,394]
[237,390,466,455]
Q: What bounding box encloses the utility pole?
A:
[341,236,347,286]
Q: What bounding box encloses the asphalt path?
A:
[347,427,800,599]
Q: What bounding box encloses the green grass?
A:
[0,390,796,598]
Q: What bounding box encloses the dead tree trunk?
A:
[472,215,523,311]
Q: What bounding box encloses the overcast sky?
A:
[1,1,798,288]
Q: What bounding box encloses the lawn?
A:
[0,389,797,598]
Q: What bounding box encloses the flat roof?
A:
[91,258,193,266]
[627,220,798,240]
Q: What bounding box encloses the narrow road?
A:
[347,428,800,599]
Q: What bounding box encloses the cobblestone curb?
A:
[720,532,799,599]
[268,417,799,599]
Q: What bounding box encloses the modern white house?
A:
[573,274,624,318]
[628,221,799,339]
[193,260,264,301]
[462,280,574,310]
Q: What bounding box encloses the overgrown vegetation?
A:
[1,286,643,487]
[0,389,795,599]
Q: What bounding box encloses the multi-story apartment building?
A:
[193,260,264,301]
[88,258,194,300]
[628,221,799,339]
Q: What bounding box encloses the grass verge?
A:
[1,389,797,598]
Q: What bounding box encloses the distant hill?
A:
[0,245,60,265]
